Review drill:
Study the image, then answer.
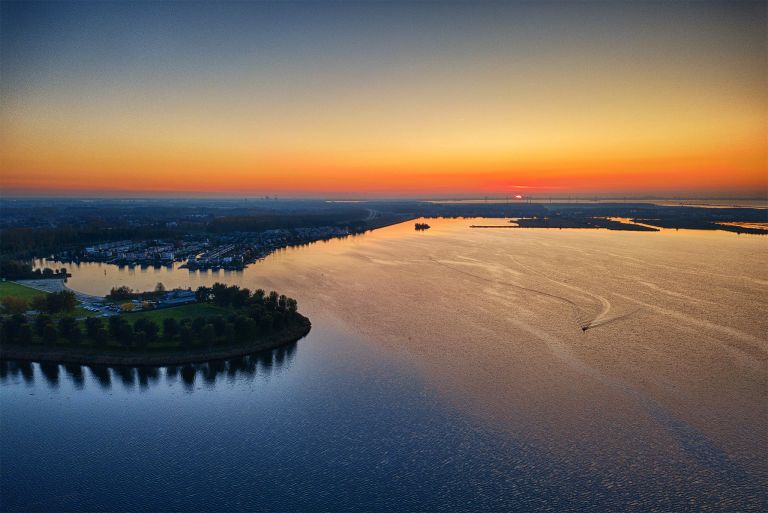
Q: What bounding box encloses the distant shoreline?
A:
[0,317,311,367]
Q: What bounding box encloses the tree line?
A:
[0,224,180,259]
[1,284,302,350]
[107,283,167,301]
[0,260,68,280]
[206,209,368,233]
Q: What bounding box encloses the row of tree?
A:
[0,223,178,259]
[107,282,167,301]
[1,284,302,350]
[195,283,298,314]
[0,260,68,280]
[1,310,296,349]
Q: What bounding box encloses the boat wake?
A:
[509,257,616,330]
[428,256,593,330]
[581,308,641,331]
[430,256,640,332]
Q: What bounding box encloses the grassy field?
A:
[0,280,224,322]
[0,281,48,302]
[0,280,99,318]
[127,303,231,322]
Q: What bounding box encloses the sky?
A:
[1,1,766,198]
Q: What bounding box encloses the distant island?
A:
[415,222,431,231]
[0,282,310,366]
[471,216,658,231]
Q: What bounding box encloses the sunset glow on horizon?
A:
[1,1,766,198]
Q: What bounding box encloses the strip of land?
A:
[0,316,310,366]
[1,283,311,366]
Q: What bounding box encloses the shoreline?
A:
[10,278,106,304]
[39,215,413,272]
[0,317,311,367]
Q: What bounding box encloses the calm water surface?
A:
[2,219,767,511]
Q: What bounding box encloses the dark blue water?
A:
[3,320,764,511]
[3,221,767,511]
[1,323,557,511]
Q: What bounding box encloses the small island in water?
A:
[0,282,310,366]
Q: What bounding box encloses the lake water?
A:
[2,219,767,511]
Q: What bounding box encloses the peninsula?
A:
[0,282,311,366]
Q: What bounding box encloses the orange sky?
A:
[1,1,766,198]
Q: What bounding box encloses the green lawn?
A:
[0,280,222,321]
[127,302,231,322]
[0,281,48,302]
[0,280,99,317]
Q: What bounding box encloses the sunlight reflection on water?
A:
[3,218,766,510]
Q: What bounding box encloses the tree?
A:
[233,315,250,340]
[210,315,226,336]
[163,318,179,339]
[191,316,206,335]
[1,296,28,314]
[68,324,82,344]
[58,291,77,312]
[143,320,159,342]
[85,317,103,339]
[154,282,166,294]
[93,328,109,347]
[30,295,48,312]
[1,314,26,343]
[195,286,211,303]
[116,322,134,347]
[247,304,264,323]
[43,323,58,344]
[201,324,216,345]
[286,298,298,314]
[0,260,33,279]
[267,291,279,310]
[134,318,159,342]
[108,316,122,338]
[245,318,259,338]
[107,286,134,301]
[224,323,236,345]
[58,317,77,338]
[134,330,147,349]
[17,323,33,345]
[253,289,265,304]
[58,317,81,344]
[44,291,77,314]
[179,325,193,348]
[35,314,52,337]
[211,283,228,306]
[232,288,250,309]
[259,313,273,333]
[278,294,288,312]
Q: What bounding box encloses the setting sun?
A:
[1,1,765,198]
